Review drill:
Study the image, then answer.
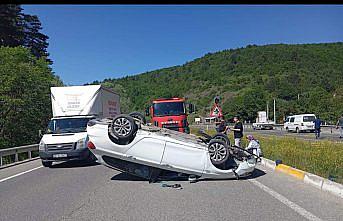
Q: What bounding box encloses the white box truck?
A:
[39,85,120,167]
[252,111,274,130]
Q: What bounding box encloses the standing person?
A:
[313,116,322,139]
[231,116,243,147]
[215,117,229,134]
[336,114,343,139]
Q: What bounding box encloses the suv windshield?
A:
[153,102,185,117]
[46,118,94,134]
[303,116,316,122]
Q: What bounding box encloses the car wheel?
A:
[129,112,146,124]
[208,139,230,165]
[109,114,138,144]
[286,127,289,132]
[212,133,230,146]
[296,127,300,133]
[42,160,52,167]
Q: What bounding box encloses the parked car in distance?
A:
[284,114,316,133]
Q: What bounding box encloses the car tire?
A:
[129,112,146,124]
[208,139,230,165]
[212,133,230,146]
[42,160,52,167]
[296,127,300,133]
[286,127,289,132]
[109,114,138,144]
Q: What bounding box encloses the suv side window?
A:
[290,117,295,123]
[285,117,290,123]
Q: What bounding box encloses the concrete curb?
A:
[260,157,343,199]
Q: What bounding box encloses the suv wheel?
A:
[42,160,52,167]
[109,114,138,144]
[212,133,230,146]
[208,139,230,165]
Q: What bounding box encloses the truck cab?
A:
[39,116,95,167]
[146,98,194,133]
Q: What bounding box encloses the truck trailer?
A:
[39,85,120,167]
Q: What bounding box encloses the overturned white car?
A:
[86,114,260,182]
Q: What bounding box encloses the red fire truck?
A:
[145,97,195,133]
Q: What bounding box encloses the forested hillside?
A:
[94,43,343,123]
[0,5,62,148]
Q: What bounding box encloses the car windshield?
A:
[46,118,94,134]
[153,102,185,117]
[303,116,316,122]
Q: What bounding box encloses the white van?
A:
[284,114,316,133]
[39,85,120,167]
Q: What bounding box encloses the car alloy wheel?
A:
[208,139,229,165]
[113,117,132,137]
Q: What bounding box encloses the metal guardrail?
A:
[0,144,38,167]
[191,123,337,132]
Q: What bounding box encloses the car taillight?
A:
[87,141,96,149]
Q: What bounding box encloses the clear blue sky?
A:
[23,5,343,85]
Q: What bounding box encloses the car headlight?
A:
[76,137,87,149]
[39,140,46,151]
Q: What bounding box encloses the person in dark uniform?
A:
[215,116,229,134]
[313,116,322,139]
[231,116,243,147]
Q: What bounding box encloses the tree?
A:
[0,5,50,63]
[0,47,62,148]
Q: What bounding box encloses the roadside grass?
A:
[190,126,343,184]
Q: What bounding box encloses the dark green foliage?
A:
[0,47,62,149]
[94,43,343,123]
[0,5,51,63]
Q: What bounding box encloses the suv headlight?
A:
[39,140,46,151]
[76,137,87,149]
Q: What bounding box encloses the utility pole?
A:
[266,101,269,121]
[273,99,276,124]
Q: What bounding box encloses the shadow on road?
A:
[241,168,266,180]
[111,172,147,181]
[110,168,266,183]
[51,160,100,168]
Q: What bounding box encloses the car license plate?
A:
[53,154,67,158]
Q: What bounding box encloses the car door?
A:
[125,137,166,167]
[160,141,207,175]
[284,117,290,129]
[289,117,295,130]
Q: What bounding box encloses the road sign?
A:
[210,103,223,117]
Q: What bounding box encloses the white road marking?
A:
[249,179,323,221]
[0,166,43,183]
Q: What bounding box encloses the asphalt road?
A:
[192,124,343,142]
[0,159,342,221]
[246,128,342,142]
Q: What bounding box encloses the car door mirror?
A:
[38,129,43,138]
